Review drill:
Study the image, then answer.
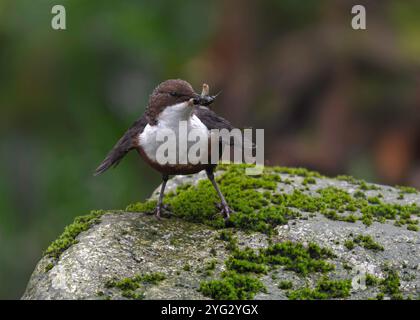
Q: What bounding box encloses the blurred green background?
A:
[1,0,420,299]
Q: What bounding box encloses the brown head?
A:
[146,79,216,124]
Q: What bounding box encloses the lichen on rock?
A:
[22,164,420,300]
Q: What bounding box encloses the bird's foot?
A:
[153,204,172,220]
[216,202,233,220]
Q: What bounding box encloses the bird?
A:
[94,79,235,220]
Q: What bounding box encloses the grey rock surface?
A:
[22,170,419,300]
[23,212,225,300]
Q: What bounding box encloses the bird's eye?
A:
[169,91,179,97]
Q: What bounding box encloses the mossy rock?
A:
[22,165,419,300]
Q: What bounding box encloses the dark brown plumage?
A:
[93,116,148,176]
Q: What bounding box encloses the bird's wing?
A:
[94,115,149,176]
[193,106,238,150]
[194,106,256,151]
[193,106,234,130]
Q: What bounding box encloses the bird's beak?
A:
[192,92,218,106]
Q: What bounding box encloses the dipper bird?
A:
[94,79,234,219]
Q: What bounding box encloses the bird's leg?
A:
[206,168,233,220]
[154,175,169,219]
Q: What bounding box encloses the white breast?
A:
[139,102,209,164]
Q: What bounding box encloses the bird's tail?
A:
[94,117,146,176]
[94,131,134,176]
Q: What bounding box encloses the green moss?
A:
[225,257,268,274]
[353,191,366,199]
[359,181,380,191]
[225,241,335,276]
[199,237,335,299]
[261,241,335,275]
[41,164,417,301]
[141,272,166,284]
[176,183,193,191]
[367,197,381,204]
[380,270,402,300]
[124,164,419,233]
[274,185,417,226]
[44,263,54,272]
[43,210,107,259]
[183,264,191,272]
[344,240,355,250]
[166,179,225,228]
[228,205,290,234]
[218,229,234,242]
[105,272,166,290]
[121,290,145,300]
[361,214,373,226]
[126,165,321,234]
[228,247,264,268]
[278,280,293,290]
[96,291,111,300]
[353,235,384,251]
[46,164,418,265]
[336,175,359,184]
[199,271,266,300]
[268,166,322,178]
[407,224,418,231]
[365,274,381,287]
[273,187,350,217]
[396,186,418,194]
[302,177,316,185]
[307,242,335,259]
[363,269,403,300]
[344,234,384,251]
[105,272,165,300]
[343,214,358,222]
[287,287,328,300]
[288,277,351,300]
[315,278,352,298]
[343,263,352,271]
[205,259,217,271]
[330,174,373,189]
[218,230,239,251]
[362,202,418,228]
[106,272,165,290]
[126,200,157,213]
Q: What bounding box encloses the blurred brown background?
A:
[0,0,419,299]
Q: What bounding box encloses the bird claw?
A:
[216,203,233,220]
[153,204,172,220]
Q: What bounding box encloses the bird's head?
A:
[147,79,217,123]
